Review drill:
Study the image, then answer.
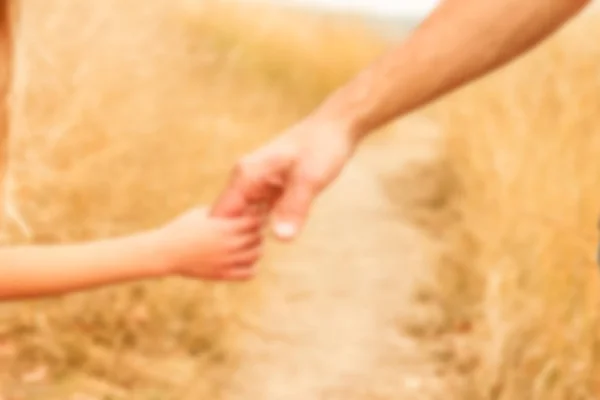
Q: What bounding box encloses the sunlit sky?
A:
[280,0,439,18]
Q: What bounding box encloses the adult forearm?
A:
[313,0,590,139]
[0,233,166,300]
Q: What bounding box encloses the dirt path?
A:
[224,117,455,400]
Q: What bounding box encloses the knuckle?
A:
[237,273,255,282]
[237,254,257,266]
[297,166,324,188]
[232,160,251,184]
[213,265,231,278]
[249,249,262,263]
[235,156,259,177]
[244,256,257,266]
[233,158,262,191]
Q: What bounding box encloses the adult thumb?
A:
[272,177,316,241]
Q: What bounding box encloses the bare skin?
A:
[0,0,590,295]
[213,0,591,278]
[0,0,262,300]
[0,208,262,301]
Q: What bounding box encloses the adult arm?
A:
[213,0,591,240]
[314,0,590,140]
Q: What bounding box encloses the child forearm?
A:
[0,232,167,300]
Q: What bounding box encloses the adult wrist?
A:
[308,105,367,146]
[310,91,374,145]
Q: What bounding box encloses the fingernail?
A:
[275,222,296,239]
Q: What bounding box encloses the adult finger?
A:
[271,175,317,241]
[211,155,290,218]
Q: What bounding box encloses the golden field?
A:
[0,0,599,399]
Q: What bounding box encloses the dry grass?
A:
[1,1,389,399]
[1,0,600,399]
[426,10,600,399]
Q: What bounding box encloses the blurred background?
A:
[1,0,600,399]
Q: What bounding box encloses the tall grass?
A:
[1,0,600,399]
[427,10,600,399]
[0,1,388,398]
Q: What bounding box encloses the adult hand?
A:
[211,117,358,240]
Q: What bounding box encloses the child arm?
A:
[0,231,167,300]
[0,207,263,301]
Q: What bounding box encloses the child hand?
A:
[155,207,264,281]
